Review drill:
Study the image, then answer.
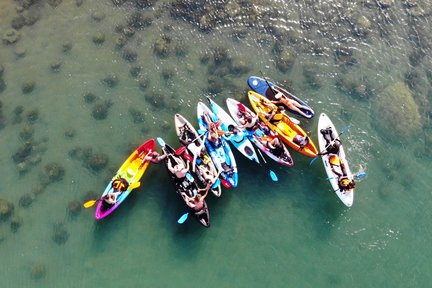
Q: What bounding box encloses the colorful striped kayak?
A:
[197,101,238,188]
[157,137,210,227]
[317,113,354,207]
[207,97,260,164]
[174,113,222,197]
[226,98,294,167]
[95,139,155,220]
[248,90,318,158]
[247,76,314,119]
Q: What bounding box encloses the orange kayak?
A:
[248,91,318,158]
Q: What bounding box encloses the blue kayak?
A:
[247,76,314,119]
[197,102,238,188]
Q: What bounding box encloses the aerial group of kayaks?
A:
[84,76,366,227]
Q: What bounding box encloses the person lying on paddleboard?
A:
[270,89,314,118]
[319,127,342,155]
[181,182,212,212]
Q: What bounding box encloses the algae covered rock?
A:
[373,82,422,139]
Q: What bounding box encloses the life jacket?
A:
[329,155,340,166]
[112,178,128,192]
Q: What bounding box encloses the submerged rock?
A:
[3,29,21,44]
[31,263,47,279]
[0,198,14,221]
[52,222,69,245]
[144,92,166,108]
[92,32,105,45]
[22,80,36,94]
[373,82,422,139]
[67,200,82,217]
[19,193,35,208]
[153,35,171,58]
[92,100,113,120]
[86,152,109,172]
[43,162,65,183]
[10,215,23,233]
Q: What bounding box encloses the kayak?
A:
[174,113,222,197]
[157,137,210,227]
[207,97,260,164]
[95,139,155,220]
[197,101,238,188]
[317,113,354,207]
[226,98,294,167]
[248,90,318,158]
[247,76,314,119]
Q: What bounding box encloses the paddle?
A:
[256,148,278,181]
[309,125,352,166]
[83,181,141,208]
[322,172,367,181]
[177,212,189,224]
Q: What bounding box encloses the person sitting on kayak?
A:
[143,151,167,164]
[202,112,222,147]
[223,125,243,142]
[338,176,356,192]
[167,155,190,179]
[178,124,196,146]
[319,127,341,155]
[264,134,284,156]
[103,177,129,206]
[237,104,258,130]
[197,165,221,185]
[328,155,356,191]
[270,89,313,118]
[265,105,285,125]
[181,182,212,211]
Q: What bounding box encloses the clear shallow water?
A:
[0,0,431,287]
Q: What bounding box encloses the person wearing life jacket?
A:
[328,155,356,192]
[338,176,356,192]
[103,177,129,206]
[328,154,345,177]
[266,105,285,125]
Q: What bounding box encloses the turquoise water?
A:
[0,0,431,287]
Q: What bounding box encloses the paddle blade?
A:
[83,199,97,208]
[183,152,193,162]
[156,137,165,147]
[130,181,141,190]
[220,178,231,188]
[269,170,278,181]
[289,116,300,125]
[175,146,186,155]
[177,213,189,224]
[354,172,367,181]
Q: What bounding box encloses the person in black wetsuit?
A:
[319,127,341,155]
